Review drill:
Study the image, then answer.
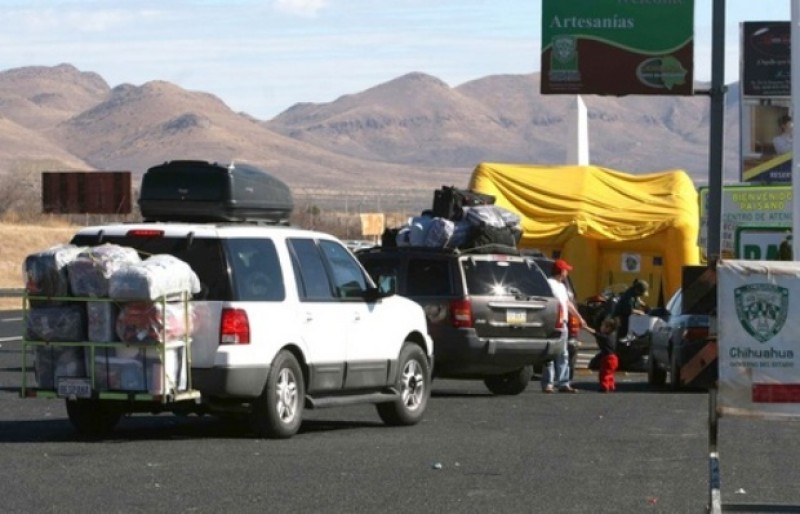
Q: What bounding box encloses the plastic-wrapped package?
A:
[464,205,508,228]
[87,301,119,342]
[395,227,411,247]
[23,244,84,304]
[449,220,473,248]
[496,206,522,229]
[423,217,455,248]
[92,347,186,394]
[116,301,194,344]
[407,215,433,247]
[34,345,86,388]
[67,244,141,297]
[108,254,200,301]
[25,305,86,342]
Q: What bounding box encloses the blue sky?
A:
[0,0,791,119]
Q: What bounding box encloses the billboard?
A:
[540,0,693,96]
[698,184,791,259]
[42,171,132,214]
[739,21,792,183]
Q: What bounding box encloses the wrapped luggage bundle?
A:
[34,345,87,389]
[23,244,84,303]
[67,244,141,297]
[108,254,201,301]
[25,304,86,342]
[91,346,187,394]
[116,301,194,344]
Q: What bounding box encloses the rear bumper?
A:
[192,364,269,400]
[432,328,564,377]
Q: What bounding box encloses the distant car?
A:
[647,288,712,390]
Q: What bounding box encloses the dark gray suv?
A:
[357,247,563,395]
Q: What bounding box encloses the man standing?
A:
[542,258,588,393]
[612,278,649,340]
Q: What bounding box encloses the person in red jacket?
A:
[595,317,620,392]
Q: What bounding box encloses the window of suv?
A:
[462,258,551,297]
[318,239,370,298]
[227,238,285,301]
[288,238,336,300]
[288,238,371,300]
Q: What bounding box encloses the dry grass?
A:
[0,221,77,310]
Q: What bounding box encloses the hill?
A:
[0,64,741,212]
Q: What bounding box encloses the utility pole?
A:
[792,0,800,258]
[705,0,726,262]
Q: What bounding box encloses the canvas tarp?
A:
[468,163,701,302]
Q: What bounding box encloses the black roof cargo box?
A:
[139,160,293,223]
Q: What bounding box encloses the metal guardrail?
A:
[0,288,24,298]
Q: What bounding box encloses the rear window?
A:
[462,258,551,297]
[70,233,231,300]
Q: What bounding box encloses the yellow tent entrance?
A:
[468,163,701,304]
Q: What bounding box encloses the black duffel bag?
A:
[432,186,495,220]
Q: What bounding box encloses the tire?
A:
[669,347,682,391]
[376,344,430,426]
[647,346,666,387]
[252,350,305,439]
[65,399,122,437]
[483,366,533,396]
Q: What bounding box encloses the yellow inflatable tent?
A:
[468,163,701,305]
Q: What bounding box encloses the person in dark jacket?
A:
[612,278,649,340]
[595,317,620,392]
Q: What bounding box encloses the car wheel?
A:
[65,399,122,437]
[483,366,533,395]
[252,350,305,439]
[647,346,666,387]
[377,343,430,425]
[669,347,682,391]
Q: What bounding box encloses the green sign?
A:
[541,0,694,95]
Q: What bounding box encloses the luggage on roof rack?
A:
[138,160,294,223]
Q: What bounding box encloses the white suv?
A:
[69,222,433,438]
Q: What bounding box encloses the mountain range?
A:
[0,63,741,212]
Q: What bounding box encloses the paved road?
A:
[2,311,800,513]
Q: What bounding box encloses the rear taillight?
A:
[684,326,709,342]
[567,313,580,337]
[220,308,250,344]
[450,299,473,328]
[555,303,565,330]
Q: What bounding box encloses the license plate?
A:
[506,309,526,325]
[57,378,92,399]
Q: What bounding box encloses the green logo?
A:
[734,284,789,343]
[635,55,688,90]
[549,35,580,82]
